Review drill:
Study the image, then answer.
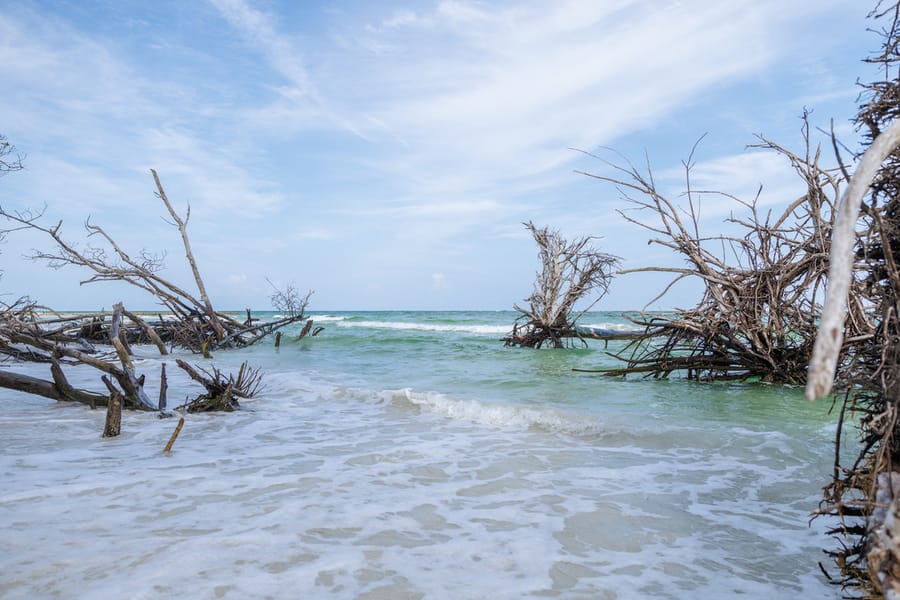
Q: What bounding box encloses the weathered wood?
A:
[158,362,167,411]
[0,369,63,400]
[102,386,122,438]
[0,360,110,406]
[109,303,154,409]
[505,222,619,348]
[573,325,649,340]
[151,168,225,342]
[219,312,311,348]
[175,358,210,388]
[174,358,261,412]
[163,416,184,452]
[574,116,863,384]
[122,308,168,355]
[866,472,900,598]
[806,117,900,400]
[50,357,108,407]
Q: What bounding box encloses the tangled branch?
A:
[504,221,619,348]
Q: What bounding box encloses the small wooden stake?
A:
[103,389,122,438]
[274,331,282,348]
[163,416,185,453]
[158,363,168,411]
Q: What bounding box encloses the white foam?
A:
[387,388,603,433]
[309,314,350,322]
[336,320,509,335]
[579,321,644,332]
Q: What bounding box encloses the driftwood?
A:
[122,308,167,355]
[49,357,108,407]
[0,169,314,432]
[158,363,168,411]
[504,222,619,348]
[574,117,873,383]
[806,4,900,595]
[102,380,122,438]
[163,416,185,452]
[0,172,311,352]
[151,169,225,342]
[807,118,900,399]
[175,359,262,413]
[0,368,106,405]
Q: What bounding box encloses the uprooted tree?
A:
[0,167,312,431]
[503,221,619,348]
[805,2,900,595]
[572,121,874,384]
[0,169,311,353]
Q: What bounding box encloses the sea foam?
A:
[335,320,510,335]
[386,388,604,433]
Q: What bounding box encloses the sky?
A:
[0,0,882,311]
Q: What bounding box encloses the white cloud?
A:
[656,151,810,220]
[139,127,285,218]
[206,0,863,226]
[293,228,336,241]
[431,272,448,290]
[227,272,248,285]
[209,0,314,97]
[342,2,800,203]
[380,9,428,30]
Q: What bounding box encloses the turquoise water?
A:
[0,311,842,598]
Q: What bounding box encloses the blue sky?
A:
[0,1,878,311]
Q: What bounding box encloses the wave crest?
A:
[337,320,509,335]
[387,388,602,434]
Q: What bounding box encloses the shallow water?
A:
[0,311,842,598]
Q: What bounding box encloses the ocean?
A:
[0,311,843,598]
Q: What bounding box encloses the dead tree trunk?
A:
[150,168,225,342]
[107,303,154,409]
[0,369,70,402]
[102,382,122,438]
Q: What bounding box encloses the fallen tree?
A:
[504,221,619,348]
[0,170,311,352]
[0,168,311,434]
[806,3,900,595]
[574,120,874,383]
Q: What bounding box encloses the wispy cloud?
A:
[0,6,289,221]
[209,0,315,96]
[211,0,852,221]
